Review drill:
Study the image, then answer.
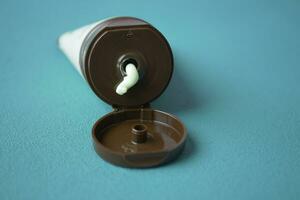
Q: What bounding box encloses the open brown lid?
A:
[92,108,186,168]
[79,17,173,107]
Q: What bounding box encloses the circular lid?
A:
[80,17,173,107]
[92,108,186,168]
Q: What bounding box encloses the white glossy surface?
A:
[116,63,139,95]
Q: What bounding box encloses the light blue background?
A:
[0,0,300,199]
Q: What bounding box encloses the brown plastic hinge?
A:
[112,103,150,112]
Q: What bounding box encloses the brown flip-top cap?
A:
[80,17,173,107]
[80,17,187,168]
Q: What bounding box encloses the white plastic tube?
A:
[58,20,103,76]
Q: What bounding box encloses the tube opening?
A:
[120,58,138,75]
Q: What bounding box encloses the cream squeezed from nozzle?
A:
[116,63,139,95]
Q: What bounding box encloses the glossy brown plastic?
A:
[79,17,173,107]
[92,108,186,168]
[79,17,187,168]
